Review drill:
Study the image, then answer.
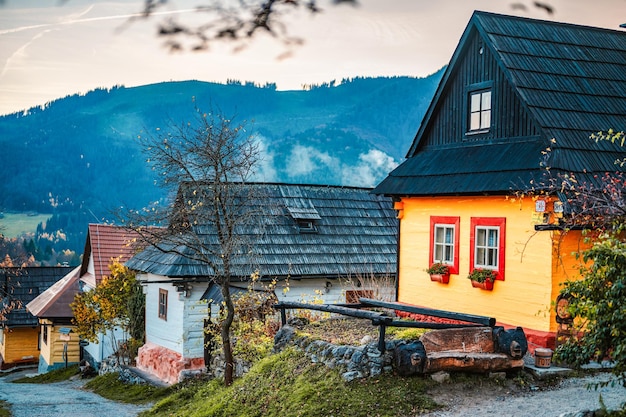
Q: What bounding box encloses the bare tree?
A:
[123,103,262,385]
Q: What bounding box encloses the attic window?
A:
[469,89,491,132]
[286,202,320,234]
[297,220,318,233]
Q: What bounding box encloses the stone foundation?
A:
[136,342,205,385]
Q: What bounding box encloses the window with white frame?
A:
[469,89,491,132]
[429,216,460,274]
[470,217,506,280]
[434,224,455,265]
[474,226,499,268]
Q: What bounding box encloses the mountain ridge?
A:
[0,71,443,258]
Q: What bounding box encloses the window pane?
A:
[488,248,498,266]
[435,227,444,243]
[444,246,452,262]
[444,227,453,244]
[470,113,480,130]
[476,228,486,246]
[482,91,491,110]
[476,247,485,265]
[481,110,491,129]
[471,93,481,111]
[434,245,443,262]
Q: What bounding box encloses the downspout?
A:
[395,219,400,302]
[393,199,403,302]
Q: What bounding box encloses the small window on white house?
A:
[469,90,491,131]
[158,288,168,320]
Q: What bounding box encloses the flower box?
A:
[470,279,494,290]
[467,268,496,290]
[429,273,450,284]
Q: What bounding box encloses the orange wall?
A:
[397,195,578,333]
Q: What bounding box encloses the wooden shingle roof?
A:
[126,183,398,280]
[1,267,72,327]
[374,11,626,197]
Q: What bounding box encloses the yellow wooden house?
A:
[0,266,71,369]
[26,267,82,372]
[373,12,626,349]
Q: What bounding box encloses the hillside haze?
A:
[0,72,442,258]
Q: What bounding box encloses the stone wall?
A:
[274,325,404,382]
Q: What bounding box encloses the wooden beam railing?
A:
[273,298,496,353]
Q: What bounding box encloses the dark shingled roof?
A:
[1,267,72,327]
[374,11,626,196]
[126,183,398,280]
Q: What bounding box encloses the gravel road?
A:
[423,372,626,417]
[0,369,151,417]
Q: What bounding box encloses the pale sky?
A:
[0,0,624,115]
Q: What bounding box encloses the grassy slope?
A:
[141,348,439,417]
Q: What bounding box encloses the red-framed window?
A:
[158,288,168,320]
[469,217,506,280]
[429,216,460,274]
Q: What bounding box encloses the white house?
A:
[126,182,398,384]
[78,224,140,369]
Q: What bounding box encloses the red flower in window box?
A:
[468,268,496,291]
[427,263,450,284]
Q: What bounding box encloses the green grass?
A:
[0,400,11,417]
[85,373,175,404]
[140,348,439,417]
[12,365,80,383]
[0,212,50,237]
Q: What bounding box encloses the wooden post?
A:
[378,325,386,353]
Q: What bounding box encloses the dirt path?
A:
[423,372,626,417]
[0,369,151,417]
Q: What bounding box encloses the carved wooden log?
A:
[420,327,495,354]
[425,352,525,373]
[392,326,527,375]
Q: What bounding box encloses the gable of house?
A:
[374,11,626,197]
[80,224,140,288]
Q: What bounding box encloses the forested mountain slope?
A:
[0,71,442,258]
